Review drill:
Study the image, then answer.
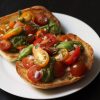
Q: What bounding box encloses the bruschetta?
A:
[0,6,61,61]
[16,33,94,89]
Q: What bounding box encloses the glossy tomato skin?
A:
[44,34,57,47]
[33,34,57,54]
[34,14,48,26]
[27,66,42,83]
[54,61,66,78]
[33,38,42,46]
[65,46,80,65]
[22,56,34,69]
[0,40,11,51]
[70,62,87,77]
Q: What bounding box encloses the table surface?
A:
[0,0,100,100]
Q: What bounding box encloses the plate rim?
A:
[0,12,100,99]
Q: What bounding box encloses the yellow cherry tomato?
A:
[19,11,33,22]
[32,46,49,67]
[55,48,69,61]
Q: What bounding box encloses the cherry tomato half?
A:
[33,34,57,54]
[34,13,48,26]
[70,62,87,77]
[65,46,80,65]
[32,47,49,68]
[22,56,34,69]
[27,66,42,83]
[0,40,11,51]
[54,61,66,78]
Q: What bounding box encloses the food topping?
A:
[0,40,11,51]
[32,46,49,67]
[0,9,88,84]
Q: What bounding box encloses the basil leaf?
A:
[39,24,49,31]
[39,20,62,35]
[10,35,28,48]
[41,57,56,83]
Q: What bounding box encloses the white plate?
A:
[0,13,100,99]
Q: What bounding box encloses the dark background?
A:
[0,0,100,100]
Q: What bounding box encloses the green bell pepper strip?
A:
[56,41,84,51]
[17,44,33,60]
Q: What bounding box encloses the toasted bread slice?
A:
[0,6,61,62]
[16,33,94,89]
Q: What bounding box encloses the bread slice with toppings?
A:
[0,6,61,62]
[16,33,94,89]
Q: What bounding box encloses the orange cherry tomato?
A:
[57,35,71,42]
[9,21,15,28]
[32,47,49,68]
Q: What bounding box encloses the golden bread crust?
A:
[16,33,94,89]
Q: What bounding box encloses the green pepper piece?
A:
[41,57,55,83]
[56,41,74,51]
[42,66,54,83]
[56,41,84,51]
[72,41,84,51]
[17,44,33,60]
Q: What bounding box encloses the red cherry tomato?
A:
[33,37,42,45]
[65,46,80,65]
[34,14,48,26]
[70,62,87,77]
[27,66,42,83]
[24,25,36,35]
[44,34,57,47]
[33,34,57,54]
[34,34,57,47]
[0,40,11,51]
[22,56,34,69]
[54,61,66,78]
